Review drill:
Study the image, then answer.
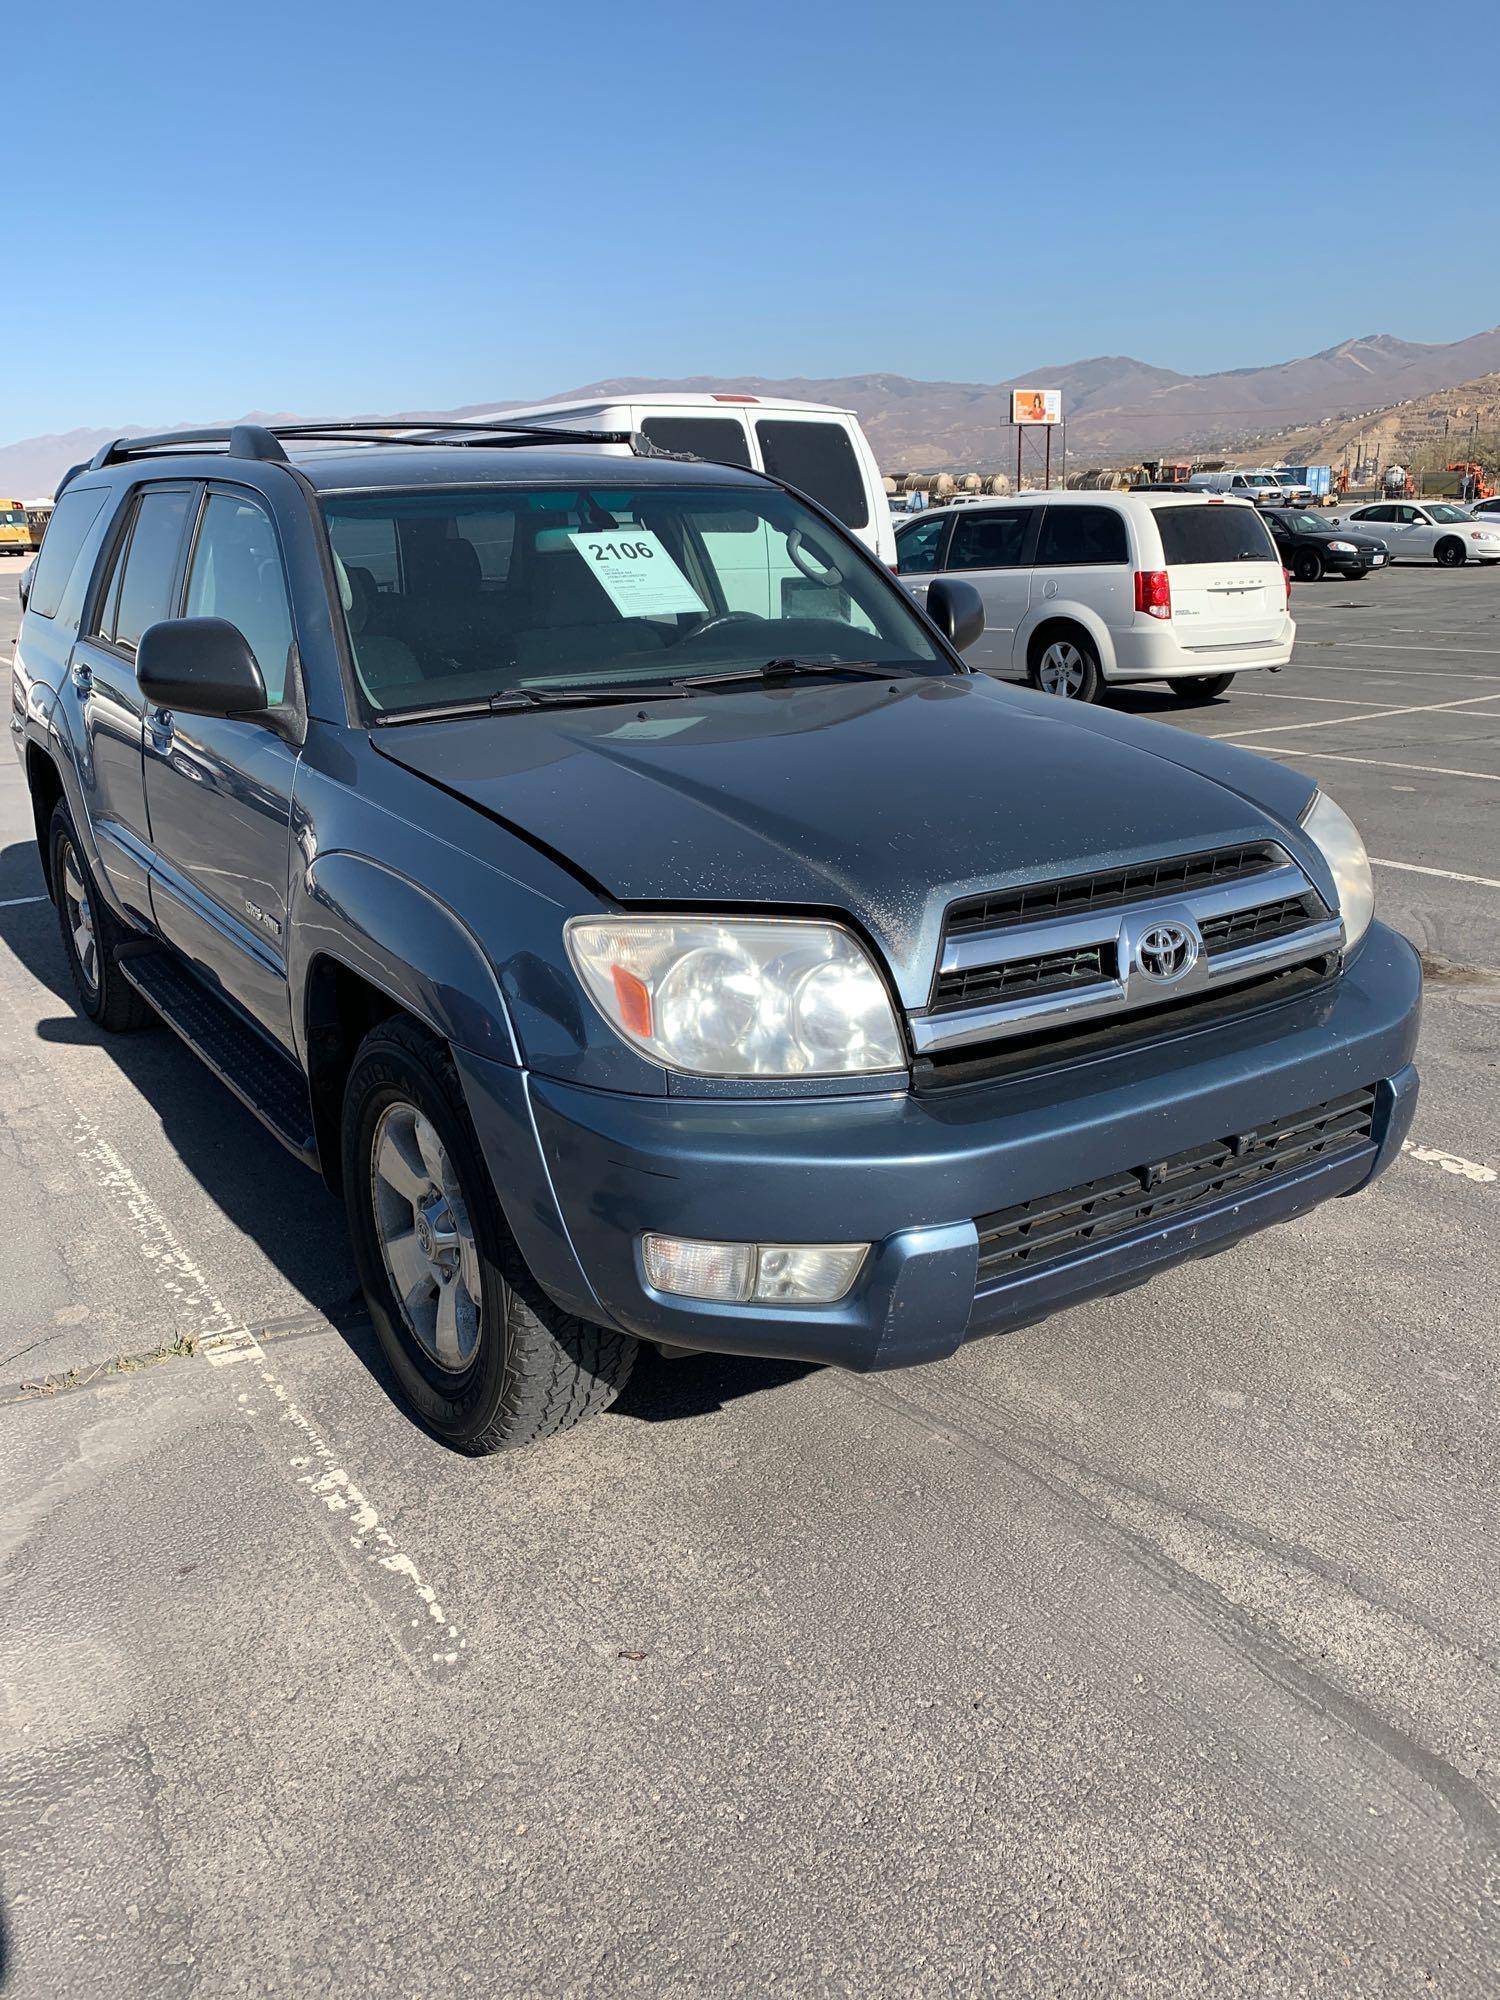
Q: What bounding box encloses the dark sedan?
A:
[1263,507,1388,582]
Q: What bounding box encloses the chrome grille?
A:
[932,941,1115,1016]
[1200,894,1323,956]
[914,844,1340,1057]
[974,1089,1376,1289]
[944,843,1280,939]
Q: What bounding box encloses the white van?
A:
[1187,468,1288,504]
[473,392,897,569]
[894,490,1294,704]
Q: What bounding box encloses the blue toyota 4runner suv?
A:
[11,421,1420,1452]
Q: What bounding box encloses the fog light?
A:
[642,1235,869,1304]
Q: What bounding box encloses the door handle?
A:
[70,662,93,694]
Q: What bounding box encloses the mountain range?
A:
[6,326,1500,495]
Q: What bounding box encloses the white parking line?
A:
[1212,691,1500,740]
[1371,858,1500,890]
[1225,745,1500,783]
[1304,640,1500,657]
[0,895,47,909]
[1402,1141,1496,1186]
[1232,690,1439,708]
[1294,665,1500,684]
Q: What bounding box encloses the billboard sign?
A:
[1011,389,1062,426]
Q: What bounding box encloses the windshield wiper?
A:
[673,657,913,692]
[372,683,690,726]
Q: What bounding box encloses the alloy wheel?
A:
[60,837,99,997]
[369,1100,482,1373]
[1037,640,1087,697]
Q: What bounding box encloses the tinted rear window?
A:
[1036,505,1128,567]
[1153,505,1277,566]
[26,487,109,620]
[754,420,868,530]
[640,416,753,467]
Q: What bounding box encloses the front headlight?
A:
[565,915,905,1077]
[1300,791,1374,948]
[1327,540,1357,554]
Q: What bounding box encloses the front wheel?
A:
[1167,673,1235,703]
[1292,549,1324,583]
[1435,538,1466,567]
[342,1017,637,1452]
[1029,631,1102,702]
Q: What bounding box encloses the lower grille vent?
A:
[973,1089,1376,1288]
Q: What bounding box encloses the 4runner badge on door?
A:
[568,529,707,618]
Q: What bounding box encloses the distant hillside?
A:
[7,326,1500,493]
[1242,371,1500,476]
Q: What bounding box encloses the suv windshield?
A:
[322,483,948,714]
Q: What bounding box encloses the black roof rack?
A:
[83,416,676,475]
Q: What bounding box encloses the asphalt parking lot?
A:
[1,554,1496,1998]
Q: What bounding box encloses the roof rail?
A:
[88,423,290,471]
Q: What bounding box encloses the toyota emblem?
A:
[1136,921,1198,982]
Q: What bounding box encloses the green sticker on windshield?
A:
[567,529,707,618]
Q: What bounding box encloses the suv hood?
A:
[373,675,1315,1006]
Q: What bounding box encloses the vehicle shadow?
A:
[3,840,361,1326]
[3,842,815,1435]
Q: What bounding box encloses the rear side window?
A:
[1035,506,1128,567]
[754,420,868,530]
[640,417,753,467]
[97,488,192,652]
[185,492,295,704]
[948,509,1029,571]
[25,488,109,620]
[1153,505,1277,566]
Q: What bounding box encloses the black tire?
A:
[1292,549,1324,582]
[1167,673,1235,703]
[48,804,155,1032]
[1435,538,1466,568]
[342,1015,636,1453]
[1028,628,1102,703]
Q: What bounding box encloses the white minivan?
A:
[894,491,1294,703]
[469,392,897,569]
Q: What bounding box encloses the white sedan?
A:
[1332,500,1500,566]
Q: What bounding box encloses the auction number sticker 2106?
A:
[568,529,707,618]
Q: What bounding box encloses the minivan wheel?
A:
[1167,673,1235,703]
[1030,632,1101,702]
[1435,538,1466,567]
[48,804,154,1032]
[1292,549,1324,582]
[342,1016,637,1453]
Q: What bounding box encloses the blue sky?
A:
[9,0,1499,441]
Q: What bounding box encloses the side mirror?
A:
[18,562,32,612]
[136,618,267,718]
[924,577,985,654]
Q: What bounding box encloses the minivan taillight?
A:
[1283,566,1293,603]
[1134,569,1172,620]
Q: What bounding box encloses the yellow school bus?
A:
[0,498,31,557]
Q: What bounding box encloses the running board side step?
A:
[118,947,319,1170]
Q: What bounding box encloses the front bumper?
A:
[456,922,1420,1373]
